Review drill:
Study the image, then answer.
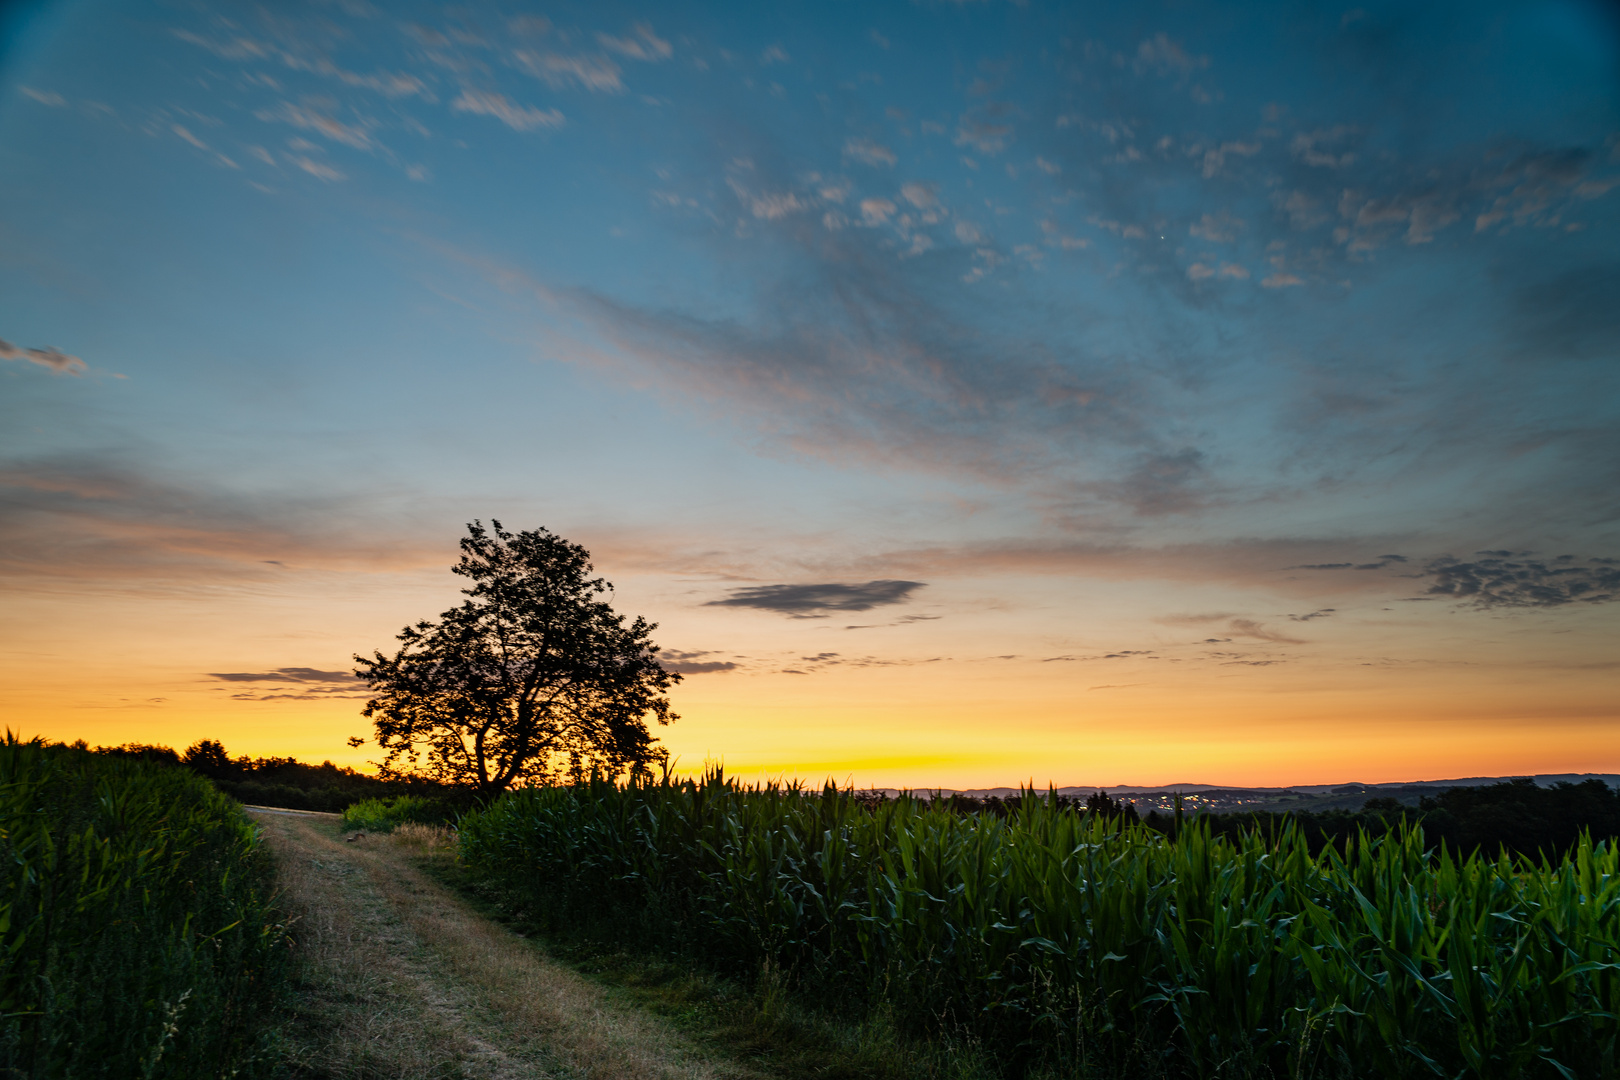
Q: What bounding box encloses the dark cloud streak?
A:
[707,579,926,614]
[208,667,358,683]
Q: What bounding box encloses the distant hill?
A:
[863,774,1620,815]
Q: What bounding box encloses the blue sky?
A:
[3,0,1618,784]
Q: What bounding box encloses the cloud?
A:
[20,87,67,107]
[1225,619,1305,644]
[747,191,808,219]
[760,45,790,66]
[1508,263,1620,362]
[0,339,86,375]
[597,24,672,62]
[0,453,442,587]
[289,155,346,181]
[1288,608,1336,621]
[1292,554,1407,571]
[172,124,209,150]
[1420,554,1620,607]
[513,51,624,93]
[1160,612,1303,643]
[900,181,938,208]
[659,649,738,674]
[1199,141,1260,179]
[859,197,897,225]
[706,580,926,614]
[1156,613,1235,626]
[1089,448,1209,515]
[843,138,897,167]
[666,660,738,673]
[451,89,565,130]
[1292,127,1358,168]
[255,102,376,150]
[955,107,1013,154]
[1133,33,1209,78]
[209,666,368,700]
[1044,650,1155,663]
[423,15,1616,544]
[170,28,271,60]
[209,667,358,683]
[1275,551,1620,609]
[1188,212,1242,242]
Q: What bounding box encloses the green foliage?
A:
[0,734,286,1079]
[340,794,455,832]
[460,770,1620,1079]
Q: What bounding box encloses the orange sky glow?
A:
[4,0,1618,789]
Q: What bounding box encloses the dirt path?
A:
[252,810,766,1080]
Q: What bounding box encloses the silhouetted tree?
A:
[354,521,680,796]
[182,738,239,780]
[1085,789,1140,823]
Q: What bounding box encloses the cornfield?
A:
[460,770,1620,1079]
[0,735,286,1079]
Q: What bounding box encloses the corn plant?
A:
[460,768,1620,1079]
[0,735,286,1079]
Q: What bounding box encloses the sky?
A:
[2,0,1618,788]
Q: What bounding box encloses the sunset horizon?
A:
[4,0,1617,792]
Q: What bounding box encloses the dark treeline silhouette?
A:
[91,738,460,812]
[851,788,1144,822]
[1161,778,1620,860]
[76,743,1620,856]
[861,781,1620,861]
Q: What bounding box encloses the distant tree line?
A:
[90,738,462,813]
[80,740,1620,858]
[865,781,1620,861]
[1156,778,1620,860]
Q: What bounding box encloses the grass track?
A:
[255,811,765,1080]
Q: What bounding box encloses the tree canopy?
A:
[354,521,680,795]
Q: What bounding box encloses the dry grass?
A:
[389,821,459,854]
[254,811,759,1080]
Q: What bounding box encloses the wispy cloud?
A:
[955,106,1013,154]
[288,155,346,181]
[844,137,897,167]
[20,87,67,107]
[597,24,672,62]
[1226,618,1305,645]
[451,90,565,131]
[0,453,440,585]
[255,101,377,151]
[0,339,86,375]
[513,51,624,93]
[1133,33,1209,78]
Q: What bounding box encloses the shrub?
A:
[341,794,455,833]
[0,734,286,1079]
